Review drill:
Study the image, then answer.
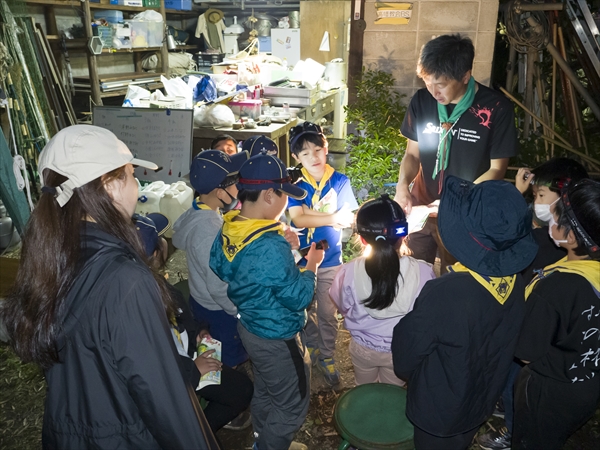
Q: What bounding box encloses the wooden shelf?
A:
[26,0,176,105]
[102,46,163,53]
[26,1,198,16]
[99,82,163,98]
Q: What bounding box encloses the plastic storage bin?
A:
[112,23,132,50]
[93,25,113,49]
[93,10,123,24]
[228,99,262,120]
[112,0,143,6]
[165,0,192,10]
[147,20,163,47]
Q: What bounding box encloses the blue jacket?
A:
[210,231,316,340]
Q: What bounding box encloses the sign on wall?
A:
[375,3,413,25]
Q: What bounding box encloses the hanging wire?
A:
[502,0,550,52]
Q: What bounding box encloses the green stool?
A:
[333,383,414,450]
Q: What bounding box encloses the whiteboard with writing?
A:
[93,106,194,184]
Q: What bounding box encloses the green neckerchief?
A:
[433,76,476,187]
[525,257,600,300]
[448,262,516,305]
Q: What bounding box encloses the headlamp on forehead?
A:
[356,194,409,241]
[560,180,600,259]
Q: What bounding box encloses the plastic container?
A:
[93,10,123,24]
[127,20,149,48]
[112,23,132,49]
[146,20,163,47]
[228,99,262,120]
[93,25,114,49]
[159,181,193,238]
[117,0,143,6]
[194,52,225,68]
[165,0,192,11]
[136,181,170,216]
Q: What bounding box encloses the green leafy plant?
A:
[344,69,408,202]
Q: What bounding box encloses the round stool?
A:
[333,383,414,450]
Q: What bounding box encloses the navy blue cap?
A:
[237,154,307,200]
[438,176,538,276]
[134,212,171,257]
[190,150,249,194]
[288,121,324,154]
[241,135,279,158]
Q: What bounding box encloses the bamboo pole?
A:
[500,86,573,149]
[534,63,549,156]
[537,134,600,170]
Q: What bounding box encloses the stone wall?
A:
[362,0,499,101]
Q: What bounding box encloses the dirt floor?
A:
[1,247,599,449]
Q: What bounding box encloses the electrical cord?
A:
[502,0,550,52]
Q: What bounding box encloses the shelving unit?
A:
[26,0,198,105]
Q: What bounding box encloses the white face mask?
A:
[534,197,559,223]
[548,215,568,247]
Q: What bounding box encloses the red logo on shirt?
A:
[469,106,493,129]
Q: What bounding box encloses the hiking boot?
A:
[307,347,320,366]
[477,426,511,450]
[318,357,340,385]
[223,410,252,431]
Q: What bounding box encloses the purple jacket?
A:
[330,256,435,352]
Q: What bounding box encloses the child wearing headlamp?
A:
[329,195,435,386]
[513,179,600,450]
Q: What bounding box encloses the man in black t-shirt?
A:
[394,34,518,269]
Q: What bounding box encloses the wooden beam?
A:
[348,0,365,105]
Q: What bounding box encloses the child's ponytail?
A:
[356,196,407,310]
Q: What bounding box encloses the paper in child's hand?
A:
[196,336,222,390]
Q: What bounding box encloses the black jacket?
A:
[42,223,219,449]
[392,272,526,437]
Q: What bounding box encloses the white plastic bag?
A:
[132,10,164,22]
[161,75,193,108]
[193,104,235,127]
[123,85,151,107]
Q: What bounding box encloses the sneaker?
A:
[477,426,511,450]
[318,357,340,385]
[307,347,320,366]
[223,410,252,431]
[492,398,505,418]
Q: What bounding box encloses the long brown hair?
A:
[1,166,175,368]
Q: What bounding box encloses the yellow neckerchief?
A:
[170,315,183,346]
[193,198,213,211]
[301,163,335,240]
[448,262,517,305]
[220,210,284,262]
[525,257,600,299]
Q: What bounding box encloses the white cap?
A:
[38,125,158,207]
